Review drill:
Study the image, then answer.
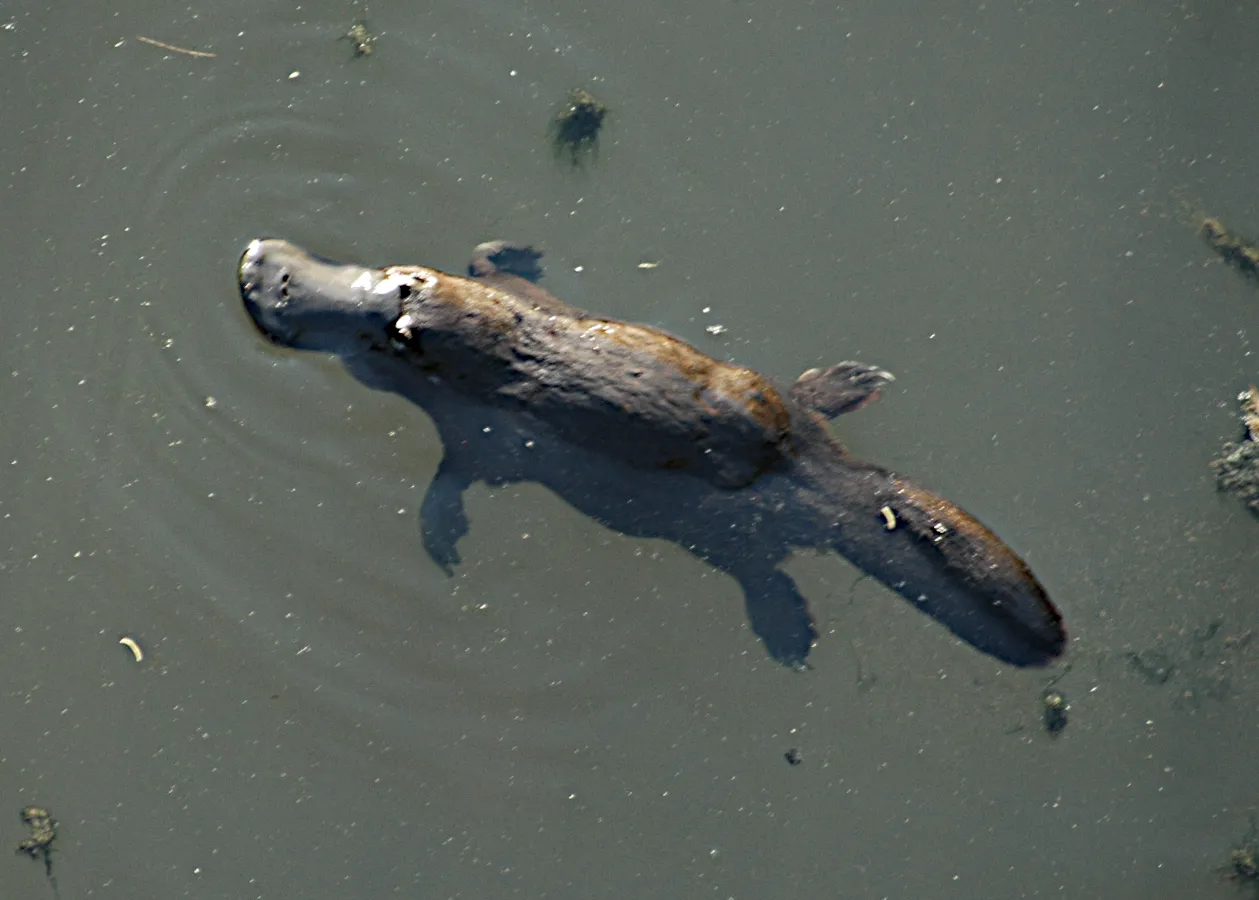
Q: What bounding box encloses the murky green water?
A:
[3,1,1257,897]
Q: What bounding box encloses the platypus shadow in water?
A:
[238,238,1066,668]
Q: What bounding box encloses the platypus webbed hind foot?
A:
[791,361,895,419]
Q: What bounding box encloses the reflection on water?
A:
[3,0,1259,897]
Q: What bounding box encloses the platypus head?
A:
[238,238,412,355]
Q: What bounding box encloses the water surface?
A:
[3,1,1258,897]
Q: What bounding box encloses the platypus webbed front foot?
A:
[468,241,545,282]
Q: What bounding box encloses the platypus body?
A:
[238,238,1065,667]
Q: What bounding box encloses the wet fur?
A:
[240,240,1065,667]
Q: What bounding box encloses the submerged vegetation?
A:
[341,18,376,57]
[16,806,56,880]
[551,88,608,166]
[1227,814,1259,892]
[1211,386,1259,519]
[1041,689,1069,735]
[1200,216,1259,282]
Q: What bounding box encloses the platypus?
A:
[238,238,1065,667]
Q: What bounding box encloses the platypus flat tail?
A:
[826,465,1065,667]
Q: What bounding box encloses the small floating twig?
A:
[118,635,145,662]
[135,35,217,59]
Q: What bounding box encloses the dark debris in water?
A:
[340,19,375,57]
[1126,649,1177,685]
[551,88,608,166]
[16,806,55,879]
[1041,689,1069,735]
[1124,621,1253,711]
[1202,217,1259,283]
[1226,814,1259,892]
[1211,386,1259,518]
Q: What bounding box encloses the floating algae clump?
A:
[1211,386,1259,517]
[1201,216,1259,283]
[551,88,607,165]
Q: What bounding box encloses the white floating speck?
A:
[118,635,144,662]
